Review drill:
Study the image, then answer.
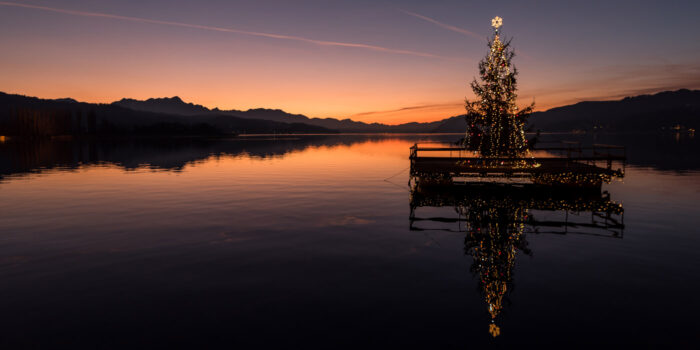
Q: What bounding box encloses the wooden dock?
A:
[409,142,626,187]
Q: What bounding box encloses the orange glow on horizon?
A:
[3,85,689,125]
[2,1,698,125]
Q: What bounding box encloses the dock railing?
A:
[409,141,626,179]
[410,142,625,161]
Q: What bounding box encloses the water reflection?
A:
[0,135,427,179]
[541,132,700,171]
[1,132,698,181]
[410,183,624,336]
[1,134,699,346]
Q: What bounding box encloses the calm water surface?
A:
[1,134,699,347]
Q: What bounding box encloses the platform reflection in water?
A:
[410,182,624,336]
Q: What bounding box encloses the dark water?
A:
[1,133,699,347]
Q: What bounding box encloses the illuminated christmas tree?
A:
[464,16,533,157]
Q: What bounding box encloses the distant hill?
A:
[0,93,336,137]
[2,89,697,137]
[115,96,211,116]
[529,89,700,132]
[112,89,700,133]
[112,97,459,133]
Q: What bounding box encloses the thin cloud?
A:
[352,102,463,117]
[400,9,484,41]
[0,1,447,59]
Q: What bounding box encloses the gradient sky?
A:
[1,0,699,124]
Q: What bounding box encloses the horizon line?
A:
[1,88,696,126]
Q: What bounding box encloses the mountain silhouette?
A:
[1,89,698,137]
[111,89,700,133]
[112,97,457,133]
[529,89,700,132]
[0,92,336,137]
[115,96,211,116]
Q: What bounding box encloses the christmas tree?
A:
[464,17,533,157]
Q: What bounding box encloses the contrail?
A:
[401,10,484,41]
[0,1,447,59]
[401,9,533,60]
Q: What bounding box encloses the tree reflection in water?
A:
[409,183,624,337]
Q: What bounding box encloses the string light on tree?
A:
[463,16,534,158]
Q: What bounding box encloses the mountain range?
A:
[528,89,700,132]
[113,96,453,133]
[1,89,698,137]
[112,89,700,133]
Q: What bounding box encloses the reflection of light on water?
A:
[489,322,501,337]
[410,180,628,339]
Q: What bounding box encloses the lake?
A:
[1,133,699,347]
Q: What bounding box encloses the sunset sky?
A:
[1,0,699,124]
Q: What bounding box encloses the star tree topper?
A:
[491,16,503,30]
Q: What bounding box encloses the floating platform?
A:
[409,142,626,187]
